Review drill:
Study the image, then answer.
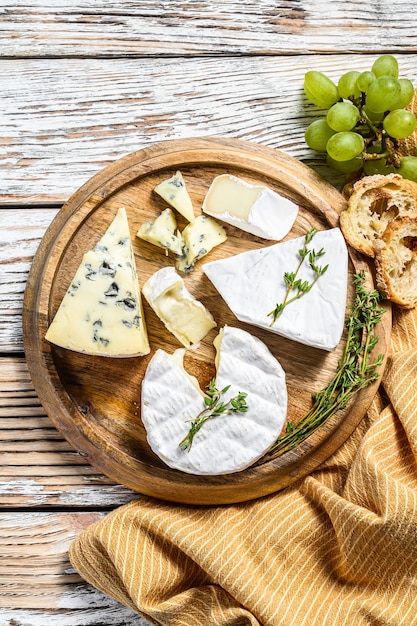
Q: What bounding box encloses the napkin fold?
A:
[70,307,417,626]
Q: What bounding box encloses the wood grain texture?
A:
[0,512,150,623]
[2,0,417,57]
[0,357,136,507]
[0,209,58,352]
[3,54,417,204]
[23,137,391,505]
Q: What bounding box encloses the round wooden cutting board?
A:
[23,137,391,505]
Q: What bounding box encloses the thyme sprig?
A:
[179,379,248,452]
[268,228,328,325]
[269,271,385,456]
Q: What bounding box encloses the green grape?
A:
[365,76,401,113]
[305,118,335,151]
[326,131,364,161]
[362,105,384,123]
[362,156,417,182]
[362,157,392,176]
[304,71,339,109]
[302,57,416,181]
[366,142,384,156]
[383,109,417,139]
[326,154,362,174]
[356,71,376,93]
[396,78,415,109]
[327,101,360,131]
[396,156,417,182]
[371,54,399,78]
[338,71,361,99]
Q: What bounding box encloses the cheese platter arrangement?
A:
[22,137,392,504]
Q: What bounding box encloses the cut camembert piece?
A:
[141,326,287,475]
[45,207,150,357]
[202,174,298,240]
[203,228,348,351]
[142,266,216,347]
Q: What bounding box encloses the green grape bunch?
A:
[303,55,417,181]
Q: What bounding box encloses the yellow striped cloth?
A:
[70,306,417,625]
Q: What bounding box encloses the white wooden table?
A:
[2,2,417,623]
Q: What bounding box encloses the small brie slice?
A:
[142,266,216,347]
[136,208,183,255]
[141,326,287,475]
[176,215,227,274]
[202,174,298,240]
[45,207,150,357]
[203,228,348,351]
[154,171,195,223]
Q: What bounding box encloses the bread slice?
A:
[374,214,417,308]
[340,174,417,257]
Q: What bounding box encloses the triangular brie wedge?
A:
[141,326,287,475]
[203,228,348,351]
[45,207,150,357]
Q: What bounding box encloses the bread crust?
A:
[340,174,417,257]
[374,213,417,308]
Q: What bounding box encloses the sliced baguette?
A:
[340,174,417,257]
[374,214,417,308]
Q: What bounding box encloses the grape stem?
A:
[356,99,406,169]
[358,112,402,168]
[362,150,389,161]
[361,107,379,134]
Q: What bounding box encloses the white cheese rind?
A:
[141,326,287,475]
[45,207,150,357]
[176,214,227,274]
[203,228,348,351]
[202,174,298,240]
[142,266,216,347]
[154,171,195,223]
[136,208,183,255]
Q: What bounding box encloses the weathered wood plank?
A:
[0,208,58,352]
[1,0,417,57]
[0,357,137,507]
[3,54,417,204]
[0,511,151,624]
[0,477,134,507]
[1,607,146,625]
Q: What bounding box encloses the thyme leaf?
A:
[269,271,385,456]
[268,228,328,325]
[179,379,248,452]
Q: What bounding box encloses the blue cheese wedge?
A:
[142,266,216,347]
[176,214,227,274]
[202,174,298,240]
[203,228,348,351]
[45,207,150,357]
[154,170,195,223]
[141,326,287,475]
[136,208,183,255]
